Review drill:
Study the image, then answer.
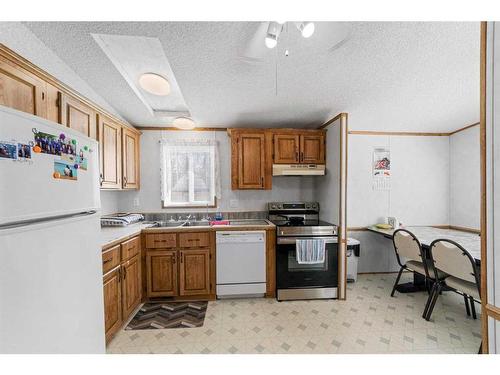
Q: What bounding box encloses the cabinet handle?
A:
[154,239,168,243]
[261,176,264,187]
[181,252,184,263]
[103,259,112,264]
[187,239,200,242]
[99,173,104,186]
[300,152,304,162]
[295,151,299,162]
[123,176,127,187]
[172,253,176,264]
[123,266,127,280]
[117,268,122,281]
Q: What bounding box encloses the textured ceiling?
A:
[23,22,480,131]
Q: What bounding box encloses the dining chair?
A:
[424,239,481,321]
[390,229,447,298]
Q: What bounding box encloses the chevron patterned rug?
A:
[125,302,208,330]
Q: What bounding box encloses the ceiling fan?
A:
[238,21,351,63]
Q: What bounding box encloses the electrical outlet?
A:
[133,198,140,207]
[230,199,239,208]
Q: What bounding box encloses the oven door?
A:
[276,236,338,289]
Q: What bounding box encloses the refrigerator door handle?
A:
[0,210,98,230]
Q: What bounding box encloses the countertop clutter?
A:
[100,219,276,248]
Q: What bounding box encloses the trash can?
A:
[346,238,361,282]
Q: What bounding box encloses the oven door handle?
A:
[277,237,338,245]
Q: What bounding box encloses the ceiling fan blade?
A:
[238,22,271,63]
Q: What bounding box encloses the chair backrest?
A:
[392,229,423,265]
[429,239,479,285]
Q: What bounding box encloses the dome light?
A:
[138,73,170,96]
[265,34,278,49]
[173,117,196,130]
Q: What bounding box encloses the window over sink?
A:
[160,139,221,207]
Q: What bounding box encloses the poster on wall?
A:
[372,148,391,190]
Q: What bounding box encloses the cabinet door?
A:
[59,93,97,139]
[146,250,178,297]
[0,57,47,118]
[103,267,122,342]
[237,132,266,189]
[179,249,210,296]
[121,254,142,319]
[300,134,325,164]
[122,127,140,189]
[98,115,122,189]
[273,134,300,164]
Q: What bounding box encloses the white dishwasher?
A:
[216,231,266,298]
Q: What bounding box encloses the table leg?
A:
[395,272,428,293]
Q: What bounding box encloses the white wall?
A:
[347,134,450,273]
[100,191,121,215]
[317,120,340,225]
[117,130,316,213]
[449,125,480,229]
[347,135,450,227]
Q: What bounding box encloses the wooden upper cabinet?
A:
[59,92,97,139]
[146,250,178,297]
[273,134,300,164]
[300,133,325,164]
[0,56,47,118]
[99,115,122,189]
[233,131,266,189]
[122,127,140,190]
[121,255,141,318]
[103,267,122,342]
[179,249,210,296]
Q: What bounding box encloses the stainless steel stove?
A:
[268,202,339,301]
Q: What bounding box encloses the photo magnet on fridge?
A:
[34,131,62,155]
[17,143,32,159]
[53,160,78,180]
[0,141,18,160]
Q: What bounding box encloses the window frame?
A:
[161,144,218,208]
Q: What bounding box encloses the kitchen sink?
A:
[154,221,184,228]
[181,221,211,227]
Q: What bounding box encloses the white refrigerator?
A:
[0,106,105,353]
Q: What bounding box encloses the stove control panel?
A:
[268,202,319,212]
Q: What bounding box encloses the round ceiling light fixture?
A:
[138,73,170,96]
[297,22,315,38]
[265,34,278,49]
[173,117,196,130]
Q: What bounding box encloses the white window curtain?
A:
[160,139,221,207]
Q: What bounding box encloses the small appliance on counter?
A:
[100,213,144,227]
[268,201,338,301]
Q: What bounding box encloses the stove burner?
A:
[287,216,305,225]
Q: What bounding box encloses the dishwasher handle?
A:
[216,231,266,244]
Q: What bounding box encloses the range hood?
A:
[272,164,326,176]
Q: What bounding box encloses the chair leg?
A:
[425,282,442,321]
[423,282,437,319]
[391,266,404,297]
[470,296,477,320]
[464,294,471,316]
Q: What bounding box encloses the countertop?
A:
[366,225,481,260]
[100,220,276,248]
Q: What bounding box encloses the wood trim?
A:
[448,225,481,234]
[337,113,348,300]
[479,21,488,354]
[485,304,500,321]
[448,122,480,136]
[348,130,450,136]
[318,112,346,129]
[265,228,276,298]
[0,43,139,134]
[135,126,228,132]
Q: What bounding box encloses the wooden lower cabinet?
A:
[146,250,178,297]
[121,254,142,318]
[103,267,122,342]
[179,249,210,296]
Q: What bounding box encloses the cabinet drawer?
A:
[145,233,177,249]
[179,232,210,248]
[102,245,120,275]
[121,236,140,261]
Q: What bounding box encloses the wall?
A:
[117,130,316,213]
[317,119,340,225]
[100,191,121,215]
[347,134,450,273]
[449,125,480,229]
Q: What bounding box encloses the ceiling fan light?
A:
[265,34,278,49]
[173,117,196,130]
[298,22,315,38]
[138,73,170,96]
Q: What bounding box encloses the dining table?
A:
[366,225,481,293]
